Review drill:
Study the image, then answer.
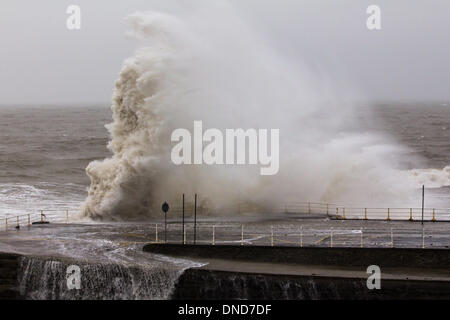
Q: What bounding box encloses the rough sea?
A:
[0,102,449,220]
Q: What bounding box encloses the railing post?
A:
[16,216,19,229]
[387,208,391,221]
[66,210,69,223]
[409,208,413,221]
[391,228,394,248]
[212,225,215,246]
[361,228,364,248]
[40,211,44,223]
[271,226,274,247]
[330,227,333,248]
[364,208,368,221]
[300,226,303,247]
[342,208,346,220]
[5,218,8,231]
[336,207,339,220]
[432,209,436,222]
[422,228,425,249]
[156,224,159,243]
[28,214,31,228]
[241,225,244,246]
[184,227,186,245]
[326,204,329,215]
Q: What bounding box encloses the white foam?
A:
[0,183,82,220]
[408,166,450,188]
[81,6,422,220]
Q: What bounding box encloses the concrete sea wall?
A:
[0,253,21,299]
[0,253,186,300]
[146,244,450,300]
[143,244,450,268]
[2,246,450,300]
[172,269,450,300]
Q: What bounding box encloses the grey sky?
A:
[0,0,449,105]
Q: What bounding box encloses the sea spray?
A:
[409,166,450,189]
[82,5,419,220]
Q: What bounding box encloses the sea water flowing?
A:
[15,234,205,300]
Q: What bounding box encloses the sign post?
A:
[162,202,169,243]
[422,185,425,226]
[182,194,185,244]
[194,194,197,245]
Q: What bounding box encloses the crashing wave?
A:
[82,6,418,220]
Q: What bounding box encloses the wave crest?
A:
[82,7,418,220]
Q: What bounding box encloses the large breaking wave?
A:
[82,5,424,220]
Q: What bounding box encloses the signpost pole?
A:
[422,185,425,226]
[182,194,185,244]
[161,202,170,244]
[194,194,197,245]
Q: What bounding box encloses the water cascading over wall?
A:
[17,256,187,300]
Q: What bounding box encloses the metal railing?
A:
[0,208,77,231]
[171,201,450,222]
[1,205,448,249]
[280,202,450,222]
[0,201,448,234]
[143,223,445,249]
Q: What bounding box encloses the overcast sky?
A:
[0,0,449,105]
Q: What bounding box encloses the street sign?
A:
[162,202,169,243]
[162,202,169,214]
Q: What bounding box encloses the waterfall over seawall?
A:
[173,269,341,300]
[17,256,189,300]
[171,268,450,300]
[1,251,449,300]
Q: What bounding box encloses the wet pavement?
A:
[0,213,449,262]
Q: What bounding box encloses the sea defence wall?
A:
[172,268,450,300]
[0,253,186,300]
[0,253,21,299]
[143,244,450,269]
[144,244,450,299]
[2,247,449,300]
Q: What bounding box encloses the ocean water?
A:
[0,103,448,220]
[0,106,110,218]
[0,103,448,300]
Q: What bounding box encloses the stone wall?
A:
[0,253,21,299]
